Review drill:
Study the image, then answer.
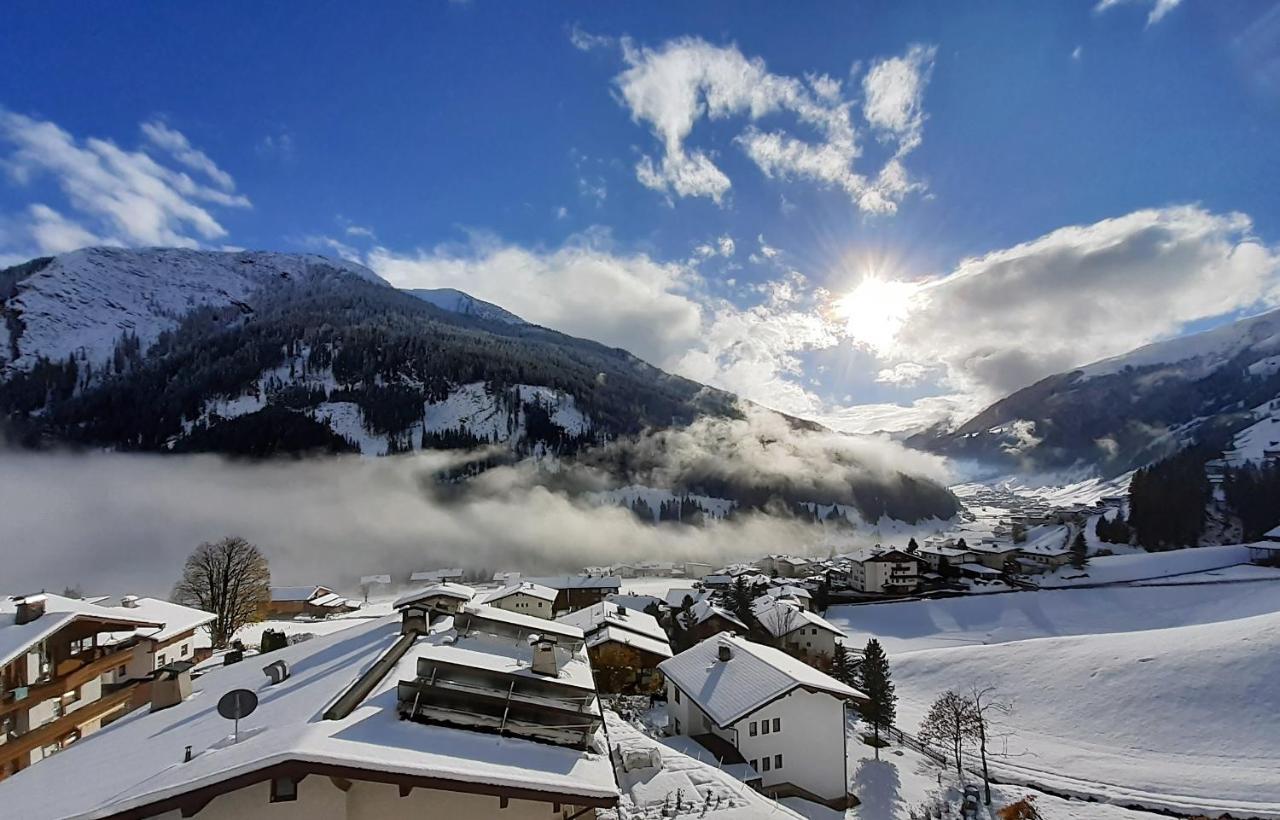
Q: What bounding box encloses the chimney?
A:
[616,605,628,618]
[120,595,139,608]
[717,643,732,662]
[223,649,244,666]
[263,659,290,685]
[530,635,560,677]
[14,594,47,625]
[151,665,193,712]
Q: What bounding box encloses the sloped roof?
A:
[556,602,669,645]
[586,626,673,660]
[269,585,326,602]
[0,615,618,819]
[686,600,747,631]
[392,583,476,609]
[1,593,163,669]
[658,634,865,727]
[524,575,622,590]
[752,600,843,639]
[98,597,215,644]
[480,582,558,605]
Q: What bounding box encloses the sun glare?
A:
[834,273,919,353]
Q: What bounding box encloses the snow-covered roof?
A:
[1265,524,1280,540]
[98,597,215,645]
[556,602,669,646]
[393,582,477,609]
[0,593,163,670]
[959,563,1003,576]
[752,600,843,639]
[664,587,705,609]
[0,615,618,819]
[686,600,748,631]
[765,584,812,600]
[480,582,558,605]
[462,603,585,641]
[409,568,465,582]
[659,634,865,727]
[269,585,328,602]
[524,575,622,590]
[586,626,674,660]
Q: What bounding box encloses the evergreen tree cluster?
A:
[1128,447,1212,549]
[1223,461,1280,541]
[1094,511,1132,544]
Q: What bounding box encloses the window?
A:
[761,721,770,735]
[749,721,757,737]
[270,777,298,802]
[673,687,681,704]
[749,759,758,771]
[673,718,681,734]
[180,643,190,657]
[116,664,127,677]
[774,754,783,769]
[761,757,771,772]
[772,717,781,733]
[156,653,165,667]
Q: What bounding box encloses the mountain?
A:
[0,247,959,523]
[407,288,526,325]
[912,308,1280,476]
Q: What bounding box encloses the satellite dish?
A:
[217,688,258,742]
[217,688,259,720]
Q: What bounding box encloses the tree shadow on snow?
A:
[851,757,901,818]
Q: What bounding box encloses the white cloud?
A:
[140,120,236,192]
[345,224,376,238]
[0,109,249,257]
[569,23,614,52]
[1072,45,1084,61]
[614,37,935,212]
[875,205,1280,401]
[1094,0,1183,26]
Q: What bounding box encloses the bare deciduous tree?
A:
[918,689,978,779]
[970,684,1013,805]
[172,536,271,648]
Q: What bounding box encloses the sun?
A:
[833,273,919,353]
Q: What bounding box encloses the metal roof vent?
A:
[120,595,140,608]
[263,659,290,685]
[531,636,560,677]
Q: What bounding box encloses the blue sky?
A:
[2,0,1278,432]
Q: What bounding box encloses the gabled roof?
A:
[659,634,865,727]
[98,597,215,645]
[1,593,163,669]
[862,549,918,563]
[586,626,673,660]
[663,587,705,609]
[0,615,618,820]
[524,575,622,590]
[686,600,747,631]
[393,583,476,610]
[480,582,558,605]
[752,600,842,639]
[556,602,668,646]
[460,604,585,641]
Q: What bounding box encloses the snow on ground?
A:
[827,579,1280,653]
[589,484,737,521]
[1035,544,1251,587]
[619,578,688,598]
[315,400,390,455]
[230,599,395,648]
[422,381,592,441]
[1226,395,1280,464]
[953,473,1133,509]
[888,609,1280,817]
[1128,562,1280,585]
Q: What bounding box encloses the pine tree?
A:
[906,537,919,554]
[859,638,897,758]
[1070,530,1089,570]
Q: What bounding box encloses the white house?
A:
[752,599,843,661]
[478,582,558,619]
[409,568,465,584]
[660,634,866,809]
[99,596,215,683]
[0,603,618,819]
[847,549,920,593]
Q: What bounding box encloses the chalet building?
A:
[0,593,164,780]
[1016,545,1073,572]
[556,603,672,694]
[259,586,359,619]
[98,596,216,686]
[966,542,1024,571]
[478,583,557,619]
[763,585,815,612]
[524,576,622,614]
[661,634,867,809]
[0,600,619,819]
[915,545,980,572]
[681,561,714,580]
[847,550,920,594]
[752,599,844,664]
[681,601,748,643]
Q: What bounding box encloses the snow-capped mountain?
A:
[912,307,1280,476]
[407,288,526,325]
[0,247,960,524]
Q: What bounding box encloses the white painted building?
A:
[846,549,920,593]
[660,634,866,809]
[752,600,844,661]
[99,596,216,684]
[478,582,557,619]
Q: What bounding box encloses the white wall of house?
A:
[782,625,839,658]
[729,689,848,803]
[488,593,553,619]
[150,772,601,819]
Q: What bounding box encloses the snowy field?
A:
[1035,544,1252,587]
[826,578,1280,652]
[831,577,1280,817]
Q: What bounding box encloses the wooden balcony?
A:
[0,645,134,719]
[0,684,136,774]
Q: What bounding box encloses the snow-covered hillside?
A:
[1,247,385,374]
[407,287,526,325]
[1079,306,1280,381]
[891,609,1280,817]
